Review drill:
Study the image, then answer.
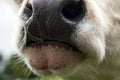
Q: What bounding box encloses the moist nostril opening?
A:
[23,3,33,21]
[61,1,86,21]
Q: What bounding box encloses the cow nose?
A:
[23,0,86,44]
[24,0,86,22]
[23,0,86,20]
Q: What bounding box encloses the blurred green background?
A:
[0,53,61,80]
[0,53,37,80]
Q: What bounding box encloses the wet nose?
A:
[23,0,86,43]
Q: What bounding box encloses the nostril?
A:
[23,3,33,21]
[61,1,86,21]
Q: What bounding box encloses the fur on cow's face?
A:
[15,0,120,80]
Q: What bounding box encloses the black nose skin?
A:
[24,0,86,45]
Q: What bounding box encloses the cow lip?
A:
[24,40,85,76]
[27,40,81,52]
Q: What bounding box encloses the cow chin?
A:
[22,41,85,77]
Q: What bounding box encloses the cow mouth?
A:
[24,40,84,76]
[27,40,80,52]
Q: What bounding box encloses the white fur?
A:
[72,0,120,62]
